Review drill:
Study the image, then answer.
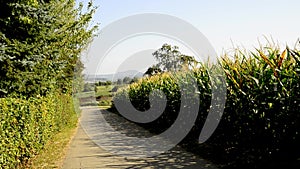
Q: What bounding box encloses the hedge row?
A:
[0,93,76,168]
[113,46,300,168]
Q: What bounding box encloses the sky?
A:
[79,0,300,75]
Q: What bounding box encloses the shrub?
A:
[0,93,76,168]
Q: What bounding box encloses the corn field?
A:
[113,43,300,168]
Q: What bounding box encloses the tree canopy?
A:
[144,65,162,76]
[0,0,97,97]
[152,43,198,73]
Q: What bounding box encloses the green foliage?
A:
[98,100,112,107]
[0,93,77,168]
[114,72,185,132]
[95,85,113,97]
[130,77,139,84]
[83,83,94,92]
[122,76,131,84]
[114,44,300,168]
[210,46,300,168]
[95,81,112,86]
[144,65,162,76]
[152,43,197,72]
[116,79,122,85]
[0,0,96,167]
[0,0,97,97]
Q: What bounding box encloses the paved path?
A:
[62,107,219,169]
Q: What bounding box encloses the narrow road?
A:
[62,107,219,169]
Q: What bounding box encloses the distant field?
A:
[96,85,114,107]
[74,85,124,107]
[96,85,114,97]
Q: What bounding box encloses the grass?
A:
[74,85,113,98]
[25,115,78,169]
[98,99,112,107]
[75,85,118,107]
[99,105,112,109]
[95,85,116,107]
[95,85,114,97]
[74,91,95,98]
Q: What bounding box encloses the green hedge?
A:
[0,93,76,168]
[113,46,300,168]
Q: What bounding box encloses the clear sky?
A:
[80,0,300,74]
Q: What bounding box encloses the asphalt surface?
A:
[62,107,218,169]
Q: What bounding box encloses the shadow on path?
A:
[62,107,219,169]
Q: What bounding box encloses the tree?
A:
[0,0,97,97]
[144,65,162,76]
[152,43,197,72]
[83,83,94,92]
[116,79,122,85]
[180,55,199,70]
[123,76,131,84]
[105,81,112,86]
[130,77,139,84]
